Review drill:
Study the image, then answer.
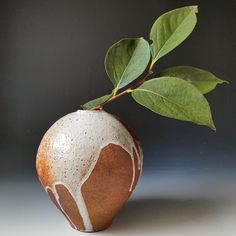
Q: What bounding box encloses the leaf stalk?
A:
[91,69,153,110]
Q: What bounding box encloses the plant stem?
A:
[91,69,153,110]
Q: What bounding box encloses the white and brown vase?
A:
[36,110,143,232]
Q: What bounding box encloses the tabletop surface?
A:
[1,170,236,236]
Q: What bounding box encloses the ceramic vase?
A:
[36,110,143,232]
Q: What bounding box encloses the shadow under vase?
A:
[103,197,217,234]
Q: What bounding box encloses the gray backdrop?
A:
[0,0,235,179]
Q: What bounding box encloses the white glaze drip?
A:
[41,110,142,231]
[76,189,93,231]
[129,155,135,192]
[137,144,143,171]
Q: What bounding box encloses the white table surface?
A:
[1,170,236,236]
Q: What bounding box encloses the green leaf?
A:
[160,66,228,94]
[132,77,215,130]
[105,38,150,90]
[150,6,198,62]
[81,94,112,110]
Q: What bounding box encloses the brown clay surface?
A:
[112,115,142,191]
[47,188,61,211]
[55,184,85,231]
[36,136,53,187]
[81,143,135,231]
[132,148,141,191]
[47,188,76,229]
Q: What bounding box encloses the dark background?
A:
[0,0,235,179]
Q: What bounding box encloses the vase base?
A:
[71,221,113,233]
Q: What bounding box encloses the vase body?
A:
[36,110,143,232]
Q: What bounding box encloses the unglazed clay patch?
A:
[36,110,143,232]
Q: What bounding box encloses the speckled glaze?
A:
[36,110,143,232]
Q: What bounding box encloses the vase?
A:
[36,110,143,232]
